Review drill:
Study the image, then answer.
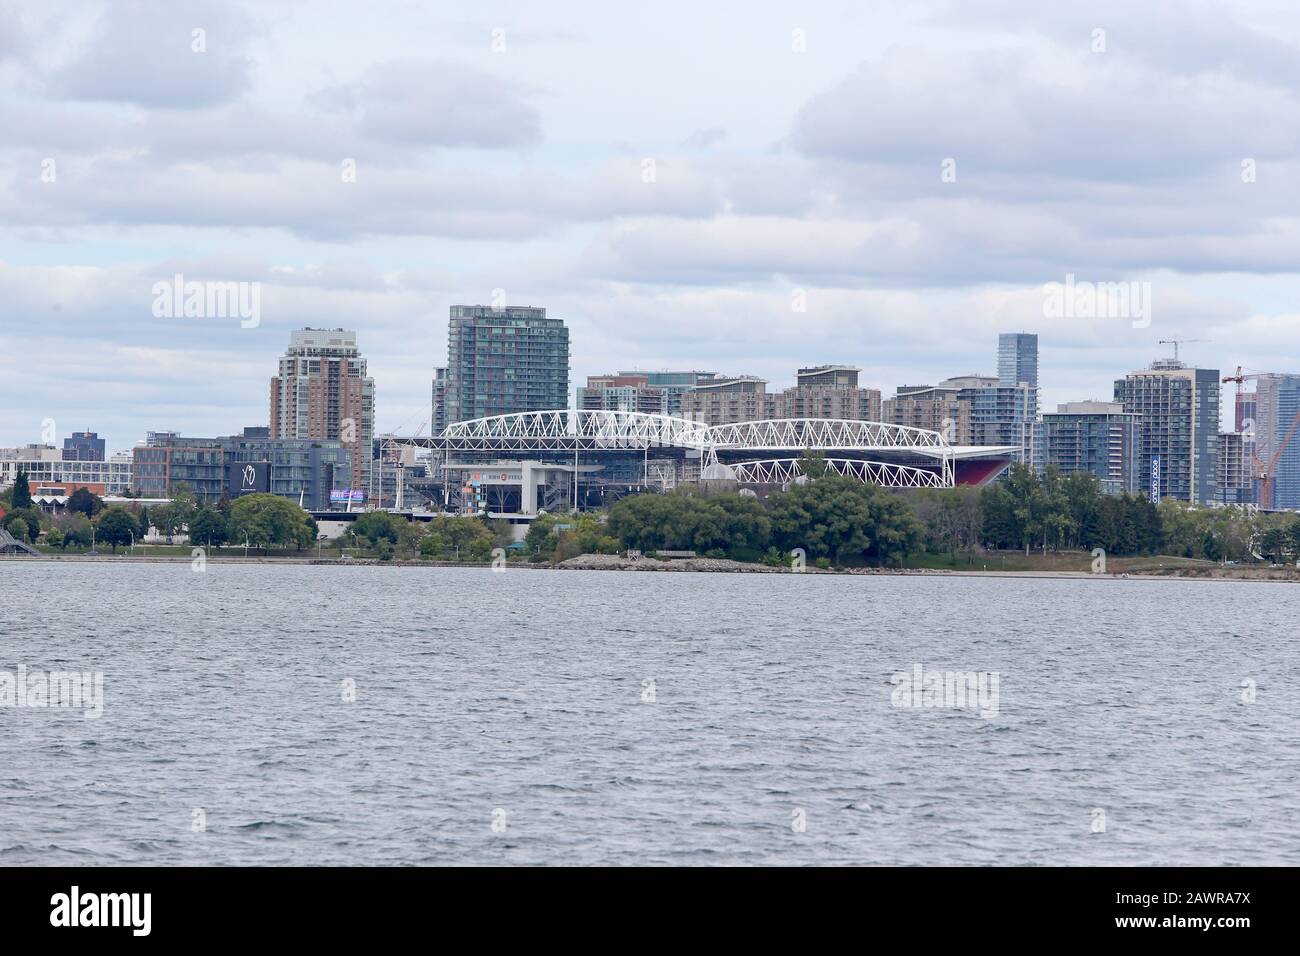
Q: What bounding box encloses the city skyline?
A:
[0,315,1251,455]
[7,2,1300,451]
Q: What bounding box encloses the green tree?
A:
[11,470,32,510]
[1287,516,1300,561]
[353,511,403,547]
[58,513,93,550]
[797,449,829,479]
[910,486,984,557]
[45,526,64,549]
[151,483,198,542]
[228,494,315,552]
[1260,524,1288,563]
[396,519,425,556]
[767,476,920,566]
[419,515,495,560]
[189,507,229,547]
[7,518,29,544]
[95,507,138,553]
[3,507,43,542]
[66,486,105,517]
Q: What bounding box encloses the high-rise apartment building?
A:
[770,366,882,421]
[941,374,1037,464]
[431,367,448,437]
[681,376,769,425]
[1253,373,1300,509]
[444,305,569,423]
[1114,359,1219,504]
[795,365,860,388]
[1216,431,1252,505]
[1041,401,1142,495]
[884,384,971,442]
[615,371,718,417]
[578,374,667,415]
[269,328,375,496]
[998,333,1039,389]
[62,430,106,462]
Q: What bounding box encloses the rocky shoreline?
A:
[5,551,1297,581]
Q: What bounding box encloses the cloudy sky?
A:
[4,0,1300,451]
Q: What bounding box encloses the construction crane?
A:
[1222,365,1300,508]
[1159,338,1205,363]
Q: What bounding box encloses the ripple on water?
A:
[1,563,1298,865]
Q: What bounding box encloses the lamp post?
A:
[243,531,250,558]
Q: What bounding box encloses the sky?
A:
[5,0,1300,452]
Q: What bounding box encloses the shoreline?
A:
[4,551,1298,582]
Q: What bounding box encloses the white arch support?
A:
[714,457,951,489]
[438,409,711,453]
[703,418,948,452]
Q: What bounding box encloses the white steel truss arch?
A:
[718,457,950,488]
[437,409,711,453]
[703,418,948,453]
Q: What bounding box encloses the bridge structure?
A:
[436,409,710,454]
[712,457,950,489]
[383,409,1017,512]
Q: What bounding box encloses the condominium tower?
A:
[1113,359,1219,504]
[269,328,375,496]
[443,305,570,423]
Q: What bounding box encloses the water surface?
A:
[1,562,1295,865]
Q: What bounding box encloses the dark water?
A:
[1,561,1296,865]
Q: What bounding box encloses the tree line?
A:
[10,461,1300,567]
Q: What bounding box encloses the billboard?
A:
[229,461,271,497]
[330,489,366,503]
[1150,456,1161,503]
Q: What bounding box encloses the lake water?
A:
[1,561,1297,865]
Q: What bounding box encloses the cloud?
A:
[792,46,1300,182]
[48,0,257,108]
[313,58,542,149]
[7,0,1300,448]
[683,128,727,150]
[0,156,726,240]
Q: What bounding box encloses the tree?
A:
[227,494,315,551]
[66,487,105,517]
[353,510,403,547]
[150,483,198,542]
[1260,524,1288,564]
[95,507,138,553]
[11,470,32,510]
[523,511,621,562]
[57,513,92,550]
[909,486,985,558]
[396,519,425,556]
[1287,517,1300,561]
[418,515,495,560]
[7,518,29,544]
[2,507,42,542]
[45,527,64,549]
[797,449,829,479]
[767,476,920,566]
[188,507,229,547]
